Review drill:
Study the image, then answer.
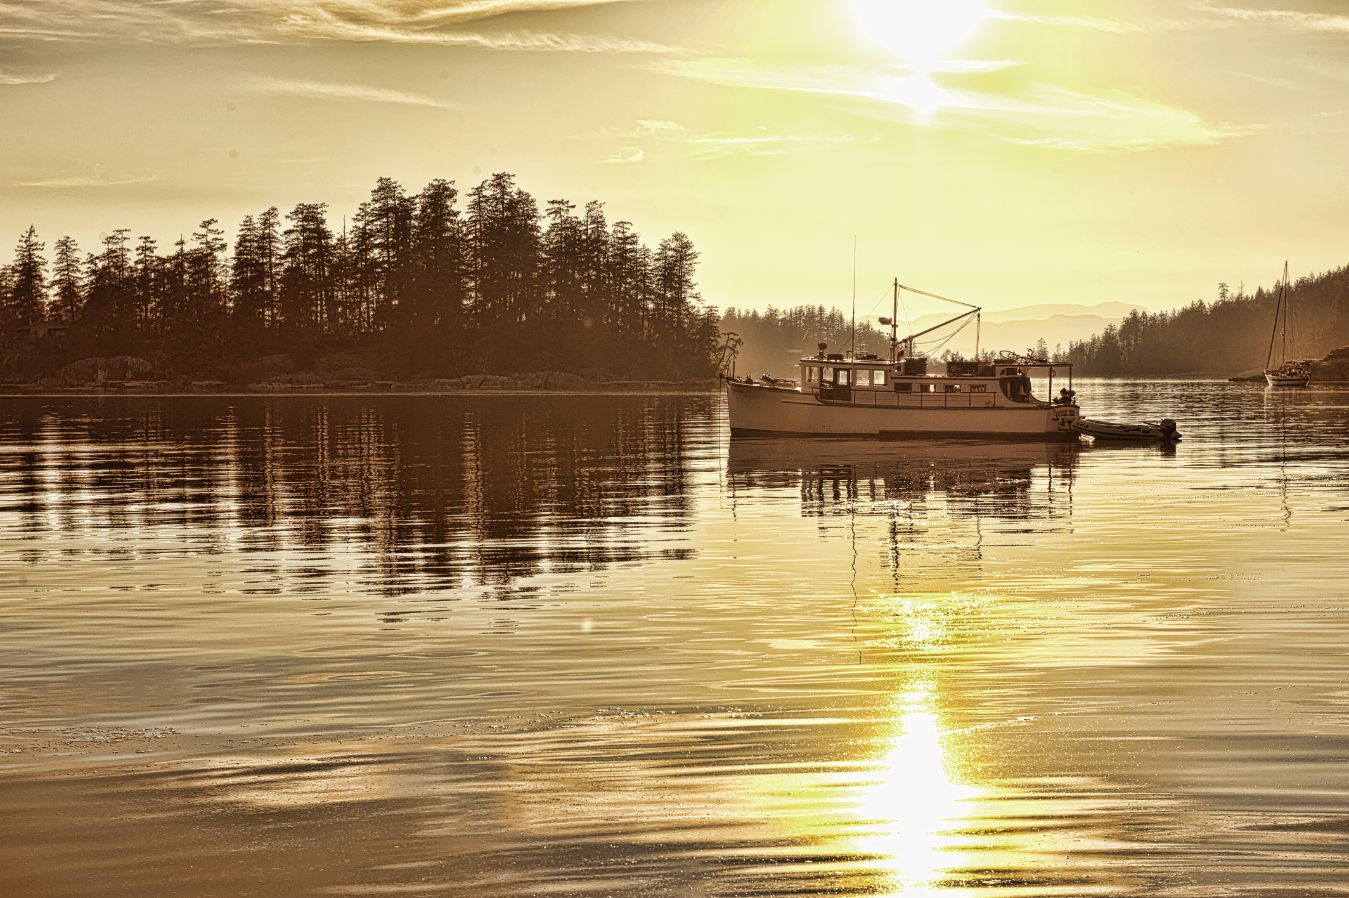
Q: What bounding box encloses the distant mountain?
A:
[1063,266,1349,375]
[721,301,1143,377]
[982,302,1142,323]
[862,301,1144,358]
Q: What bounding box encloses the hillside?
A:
[1060,266,1349,375]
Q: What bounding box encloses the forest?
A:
[1060,265,1349,375]
[719,306,891,376]
[0,173,721,384]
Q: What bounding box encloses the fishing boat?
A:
[725,280,1084,441]
[1264,261,1312,387]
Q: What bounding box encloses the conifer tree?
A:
[50,236,83,324]
[8,226,47,326]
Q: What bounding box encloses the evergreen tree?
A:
[231,214,269,329]
[280,203,335,336]
[407,179,463,335]
[8,226,47,326]
[50,236,83,324]
[133,236,160,334]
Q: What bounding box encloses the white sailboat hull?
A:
[726,381,1080,441]
[1265,372,1310,387]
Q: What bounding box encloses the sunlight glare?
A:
[849,0,990,72]
[856,686,981,894]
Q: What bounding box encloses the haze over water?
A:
[3,382,1349,897]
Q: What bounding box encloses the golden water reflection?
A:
[856,685,983,897]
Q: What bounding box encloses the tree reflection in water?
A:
[0,395,709,598]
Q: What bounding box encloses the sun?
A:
[849,0,991,72]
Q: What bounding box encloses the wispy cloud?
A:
[404,0,638,25]
[0,0,667,52]
[659,58,1251,153]
[276,13,673,53]
[247,76,459,109]
[604,146,645,165]
[1195,2,1349,34]
[991,11,1144,34]
[0,69,56,85]
[604,119,858,163]
[11,167,161,189]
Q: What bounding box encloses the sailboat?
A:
[1265,261,1311,387]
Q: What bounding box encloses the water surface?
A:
[2,381,1348,897]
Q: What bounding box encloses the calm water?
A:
[3,382,1348,897]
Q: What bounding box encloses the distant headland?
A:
[0,173,723,389]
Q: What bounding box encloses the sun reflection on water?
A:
[855,685,983,896]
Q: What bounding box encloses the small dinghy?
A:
[1076,418,1181,443]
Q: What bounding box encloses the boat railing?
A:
[823,389,1000,410]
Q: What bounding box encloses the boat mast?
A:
[890,278,899,364]
[850,236,857,358]
[1266,261,1286,371]
[1282,259,1289,363]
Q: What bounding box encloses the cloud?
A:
[604,146,645,164]
[990,12,1144,34]
[1195,3,1349,34]
[0,0,667,53]
[247,76,459,108]
[276,14,673,53]
[605,120,858,162]
[404,0,639,25]
[659,58,1251,153]
[11,168,160,189]
[0,69,56,85]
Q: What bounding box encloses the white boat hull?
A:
[726,381,1080,441]
[1265,373,1310,387]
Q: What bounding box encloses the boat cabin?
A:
[799,352,1070,410]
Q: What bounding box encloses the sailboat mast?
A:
[1282,260,1289,362]
[1266,262,1285,371]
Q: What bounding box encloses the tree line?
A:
[1059,265,1349,375]
[719,305,890,376]
[0,173,721,382]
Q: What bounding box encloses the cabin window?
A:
[806,367,817,384]
[856,370,872,387]
[920,383,936,393]
[971,384,986,393]
[873,370,886,386]
[837,369,850,385]
[823,367,833,381]
[895,382,912,392]
[945,384,962,393]
[1000,376,1033,402]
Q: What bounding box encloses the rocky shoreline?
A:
[1,362,717,395]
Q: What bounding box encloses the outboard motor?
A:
[1159,418,1179,441]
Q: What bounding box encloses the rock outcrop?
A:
[1311,347,1349,382]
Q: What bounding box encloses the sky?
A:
[0,0,1346,317]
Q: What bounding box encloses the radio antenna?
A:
[850,236,857,356]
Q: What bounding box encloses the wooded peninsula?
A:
[0,173,721,387]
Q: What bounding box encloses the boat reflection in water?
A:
[722,438,1109,894]
[729,436,1079,527]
